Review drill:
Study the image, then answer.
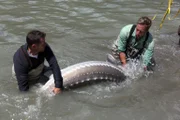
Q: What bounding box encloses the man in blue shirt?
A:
[13,30,63,94]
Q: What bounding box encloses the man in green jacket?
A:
[109,16,155,70]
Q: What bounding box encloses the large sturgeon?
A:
[41,61,126,91]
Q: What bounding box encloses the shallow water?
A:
[0,0,180,120]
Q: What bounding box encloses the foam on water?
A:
[121,59,145,79]
[118,59,153,87]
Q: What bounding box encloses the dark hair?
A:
[26,30,46,47]
[178,25,180,36]
[137,16,152,30]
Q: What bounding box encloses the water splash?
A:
[119,59,152,84]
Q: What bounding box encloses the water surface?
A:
[0,0,180,120]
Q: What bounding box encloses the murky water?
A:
[0,0,179,120]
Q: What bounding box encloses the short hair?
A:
[137,16,152,30]
[26,30,46,47]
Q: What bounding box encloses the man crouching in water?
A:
[13,30,63,94]
[109,16,155,71]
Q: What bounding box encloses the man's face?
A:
[37,38,46,52]
[136,24,148,40]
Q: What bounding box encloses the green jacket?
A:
[116,24,154,66]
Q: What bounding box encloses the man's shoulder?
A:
[120,24,134,37]
[44,43,53,52]
[45,43,52,49]
[118,24,134,40]
[147,32,153,42]
[13,45,26,62]
[13,45,30,70]
[13,46,22,58]
[121,24,134,32]
[43,43,55,58]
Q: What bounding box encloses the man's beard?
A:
[136,35,142,40]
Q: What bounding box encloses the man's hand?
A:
[119,52,126,67]
[53,87,62,94]
[144,66,147,71]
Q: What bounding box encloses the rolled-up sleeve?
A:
[142,35,154,66]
